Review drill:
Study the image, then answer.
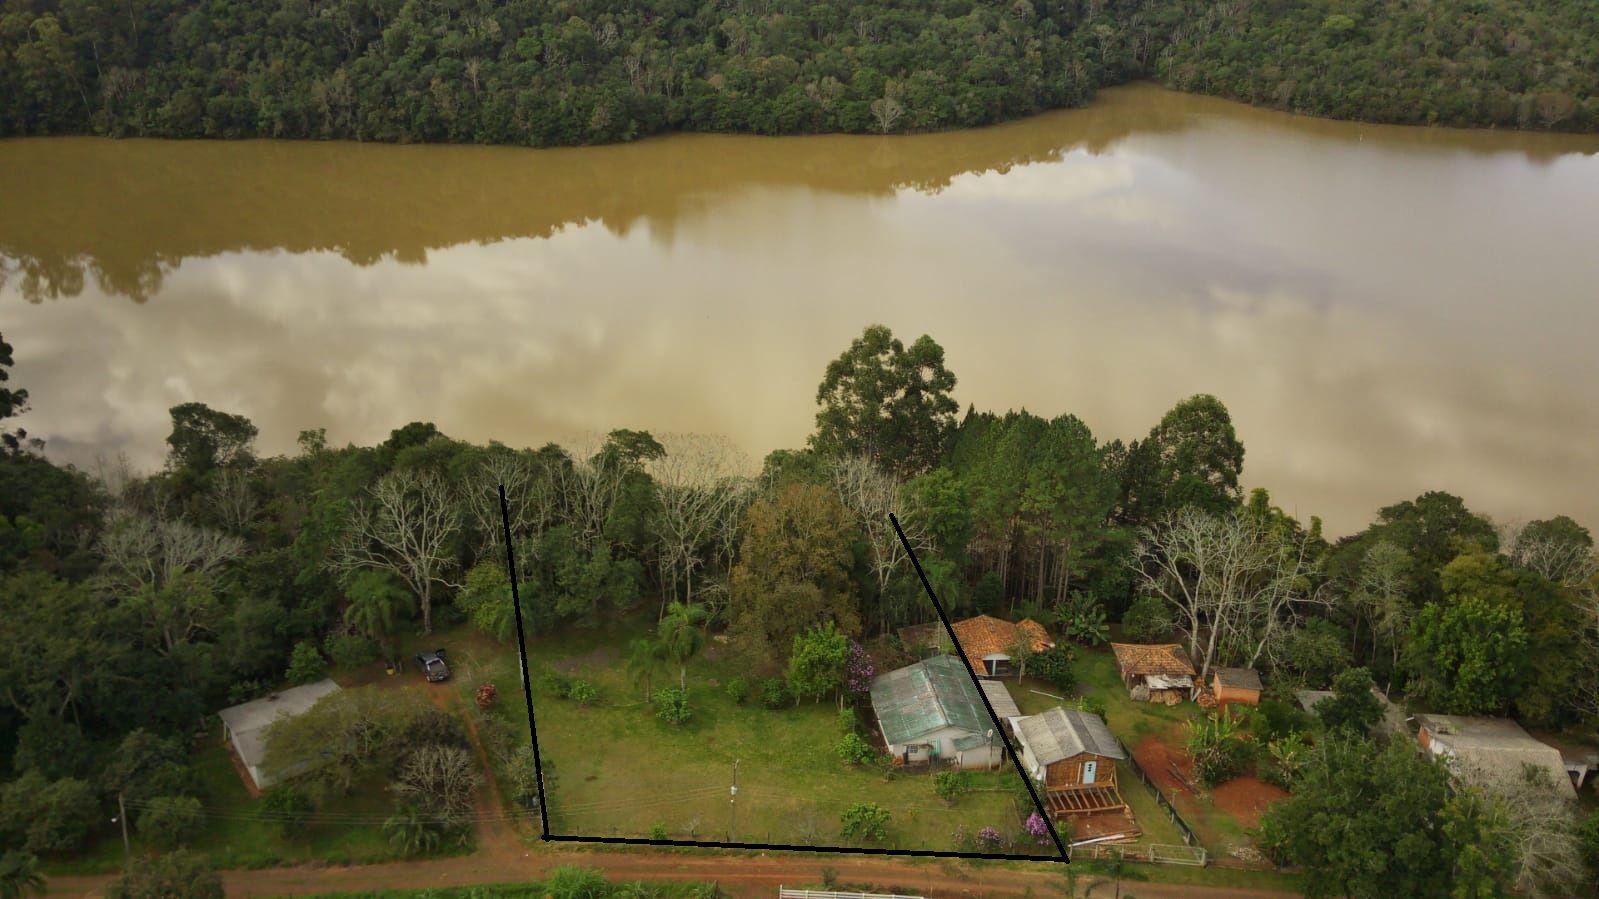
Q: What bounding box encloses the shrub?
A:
[1261,733,1308,789]
[1029,644,1076,690]
[844,641,875,695]
[504,745,549,812]
[258,786,312,838]
[1121,595,1174,642]
[649,823,669,840]
[392,745,481,826]
[758,677,789,709]
[975,826,1004,849]
[724,676,749,704]
[840,802,890,843]
[285,640,327,685]
[545,865,609,899]
[323,632,378,669]
[0,771,97,853]
[933,771,970,804]
[1074,695,1108,720]
[383,804,440,857]
[476,683,498,708]
[106,849,222,899]
[836,707,858,735]
[567,679,599,706]
[1187,714,1252,787]
[136,795,203,848]
[412,709,470,750]
[1024,812,1050,845]
[836,733,877,766]
[537,667,574,697]
[654,686,691,726]
[1316,667,1383,736]
[1249,699,1315,743]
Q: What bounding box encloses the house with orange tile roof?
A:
[899,614,1053,678]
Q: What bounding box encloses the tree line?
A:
[1,0,1595,145]
[3,323,1599,892]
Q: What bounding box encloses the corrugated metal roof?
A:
[870,654,991,746]
[979,680,1021,719]
[1015,707,1125,765]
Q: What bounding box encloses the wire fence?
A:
[1115,737,1202,848]
[1073,842,1208,866]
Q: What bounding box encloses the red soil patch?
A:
[1071,808,1140,843]
[1209,776,1288,829]
[1132,734,1199,800]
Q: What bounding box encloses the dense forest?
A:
[4,323,1599,893]
[1,0,1596,144]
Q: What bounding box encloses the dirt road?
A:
[45,844,1298,898]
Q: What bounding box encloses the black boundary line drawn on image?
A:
[498,485,1070,864]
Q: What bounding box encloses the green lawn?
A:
[462,612,1059,856]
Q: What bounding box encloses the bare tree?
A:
[550,438,624,554]
[332,469,461,634]
[211,467,258,533]
[1454,760,1585,898]
[646,434,752,609]
[392,744,483,826]
[98,507,245,650]
[1345,540,1411,691]
[462,450,553,559]
[1499,519,1599,588]
[1133,507,1321,679]
[830,456,929,632]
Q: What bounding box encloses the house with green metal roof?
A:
[869,654,1004,770]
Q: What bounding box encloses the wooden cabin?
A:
[1209,667,1262,707]
[1110,643,1196,705]
[1014,707,1128,818]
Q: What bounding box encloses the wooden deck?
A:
[1044,785,1127,816]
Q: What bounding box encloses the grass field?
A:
[461,611,1061,856]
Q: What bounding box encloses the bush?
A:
[285,640,327,685]
[136,795,203,848]
[1248,699,1315,744]
[836,707,858,735]
[975,825,1004,850]
[1029,644,1077,690]
[323,632,379,669]
[1316,667,1383,736]
[106,850,222,899]
[567,679,599,706]
[758,677,789,709]
[504,744,546,811]
[649,823,669,840]
[476,682,498,708]
[258,786,312,838]
[1187,714,1252,787]
[836,732,877,766]
[412,709,471,750]
[724,676,749,704]
[654,686,691,726]
[839,802,890,843]
[382,804,440,857]
[537,667,574,697]
[545,866,609,899]
[1121,595,1174,642]
[0,770,97,853]
[1074,695,1108,720]
[933,771,970,804]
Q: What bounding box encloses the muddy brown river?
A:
[4,83,1598,534]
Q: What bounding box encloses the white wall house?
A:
[217,679,341,792]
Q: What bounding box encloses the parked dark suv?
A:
[415,648,450,682]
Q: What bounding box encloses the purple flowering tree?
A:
[1025,812,1050,845]
[845,641,875,695]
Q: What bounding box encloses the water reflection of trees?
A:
[1,85,1593,303]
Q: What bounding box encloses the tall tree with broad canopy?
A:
[0,330,29,453]
[728,483,858,663]
[657,600,708,691]
[164,402,258,474]
[810,324,958,477]
[1408,552,1530,716]
[1260,737,1503,898]
[1119,394,1245,526]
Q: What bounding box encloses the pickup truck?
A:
[415,648,450,682]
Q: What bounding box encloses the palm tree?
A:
[0,851,45,899]
[343,570,408,652]
[624,636,666,701]
[657,601,708,692]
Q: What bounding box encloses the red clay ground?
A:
[1209,777,1288,830]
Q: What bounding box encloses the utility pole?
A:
[116,792,131,867]
[729,758,740,842]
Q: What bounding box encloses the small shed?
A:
[1210,667,1262,707]
[870,654,1003,770]
[1014,707,1128,817]
[1110,643,1196,705]
[218,679,341,792]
